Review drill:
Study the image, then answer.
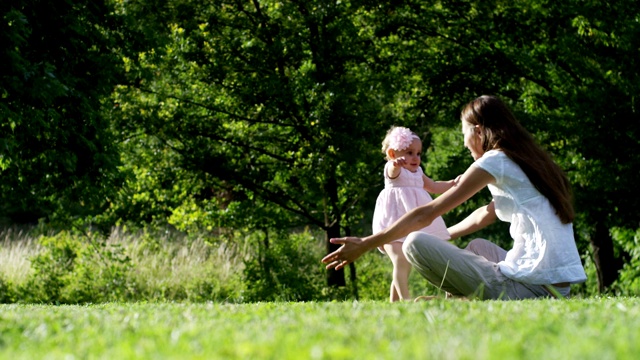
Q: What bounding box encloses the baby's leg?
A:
[383,242,412,302]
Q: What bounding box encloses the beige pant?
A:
[402,232,570,300]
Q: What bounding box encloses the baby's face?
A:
[393,138,422,172]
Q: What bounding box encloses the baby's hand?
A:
[392,157,407,168]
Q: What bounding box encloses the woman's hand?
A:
[321,237,366,270]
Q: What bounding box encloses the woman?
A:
[322,95,587,300]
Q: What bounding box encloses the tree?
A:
[107,0,640,293]
[108,0,405,286]
[0,0,123,224]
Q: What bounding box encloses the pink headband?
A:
[388,127,419,151]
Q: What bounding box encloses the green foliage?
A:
[0,1,124,224]
[611,227,640,296]
[4,228,360,304]
[95,134,202,229]
[64,238,133,303]
[21,232,78,303]
[344,251,391,301]
[107,0,395,240]
[347,250,449,301]
[20,231,135,304]
[2,0,640,294]
[0,276,15,303]
[571,250,602,298]
[242,230,327,302]
[121,227,244,303]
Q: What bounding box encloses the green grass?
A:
[1,298,639,359]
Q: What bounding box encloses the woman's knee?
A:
[402,232,440,257]
[464,238,507,262]
[465,238,491,253]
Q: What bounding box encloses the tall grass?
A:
[0,228,42,284]
[2,226,589,303]
[0,225,442,303]
[0,227,248,303]
[107,228,245,300]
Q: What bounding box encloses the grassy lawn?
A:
[1,297,639,359]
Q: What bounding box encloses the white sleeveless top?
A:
[474,150,587,285]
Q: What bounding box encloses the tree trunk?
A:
[345,226,358,299]
[590,221,625,292]
[349,263,358,299]
[262,228,270,277]
[325,222,346,287]
[324,175,345,287]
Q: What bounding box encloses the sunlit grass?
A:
[1,228,638,358]
[1,298,639,359]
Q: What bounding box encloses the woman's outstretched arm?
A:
[322,165,495,270]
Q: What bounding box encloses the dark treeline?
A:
[1,0,639,295]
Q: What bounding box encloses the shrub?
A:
[2,226,448,303]
[19,232,78,303]
[611,227,640,296]
[63,238,135,303]
[19,231,135,304]
[242,230,327,302]
[0,276,15,303]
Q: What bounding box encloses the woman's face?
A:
[462,121,484,160]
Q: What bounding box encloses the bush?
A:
[19,232,77,303]
[3,226,448,303]
[19,231,135,304]
[4,227,247,304]
[0,276,15,303]
[242,230,327,302]
[611,227,640,296]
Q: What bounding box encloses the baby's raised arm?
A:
[385,159,405,179]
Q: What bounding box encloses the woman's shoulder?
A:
[481,149,505,159]
[474,150,511,175]
[474,149,505,165]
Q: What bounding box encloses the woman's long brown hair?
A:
[461,95,574,223]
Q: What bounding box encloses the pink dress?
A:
[372,162,450,252]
